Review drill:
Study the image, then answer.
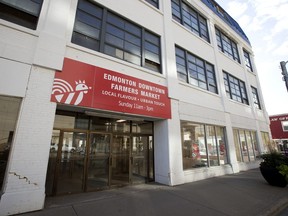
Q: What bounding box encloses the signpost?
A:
[280,61,288,92]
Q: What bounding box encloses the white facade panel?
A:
[172,22,215,63]
[179,101,226,126]
[178,85,223,111]
[95,0,164,34]
[0,25,37,64]
[0,58,31,98]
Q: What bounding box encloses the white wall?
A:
[0,59,31,98]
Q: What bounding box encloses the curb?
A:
[260,198,288,216]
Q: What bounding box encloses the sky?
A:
[215,0,288,116]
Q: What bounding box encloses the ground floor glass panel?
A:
[233,128,260,162]
[0,96,21,191]
[46,112,154,196]
[181,121,228,170]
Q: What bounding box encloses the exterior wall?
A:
[270,114,288,139]
[0,0,66,214]
[0,67,56,215]
[0,0,271,214]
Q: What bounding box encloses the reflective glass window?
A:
[216,126,228,164]
[251,86,261,109]
[233,129,242,162]
[145,0,159,8]
[181,121,228,170]
[0,96,21,190]
[223,71,249,105]
[176,46,218,94]
[206,125,219,166]
[243,49,253,72]
[72,0,161,73]
[171,0,210,42]
[215,27,240,63]
[0,0,43,30]
[234,128,260,162]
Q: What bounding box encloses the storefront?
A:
[46,58,171,195]
[269,114,288,152]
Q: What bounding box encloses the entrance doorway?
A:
[46,113,154,196]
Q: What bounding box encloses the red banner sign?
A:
[51,58,171,119]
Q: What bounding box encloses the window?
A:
[0,96,21,190]
[251,86,261,109]
[243,49,253,72]
[171,0,210,42]
[233,129,259,162]
[223,71,248,105]
[181,121,228,170]
[282,121,288,132]
[0,0,43,30]
[216,27,240,63]
[145,0,159,8]
[72,0,161,73]
[176,46,218,93]
[261,131,274,152]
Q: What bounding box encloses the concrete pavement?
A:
[18,169,288,216]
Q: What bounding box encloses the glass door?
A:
[46,129,60,196]
[86,133,110,191]
[55,131,87,195]
[110,135,130,186]
[131,136,154,183]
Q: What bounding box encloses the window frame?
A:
[171,0,210,43]
[145,0,159,8]
[176,46,218,94]
[223,71,249,105]
[243,49,253,72]
[281,121,288,132]
[251,86,261,110]
[0,0,43,30]
[233,128,259,162]
[216,27,240,63]
[181,121,229,170]
[72,0,162,73]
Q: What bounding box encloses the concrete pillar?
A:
[0,67,56,215]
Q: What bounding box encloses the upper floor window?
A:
[216,27,240,63]
[223,71,248,105]
[251,86,261,109]
[72,0,161,73]
[0,0,43,30]
[171,0,210,42]
[176,46,218,94]
[243,49,253,72]
[145,0,159,8]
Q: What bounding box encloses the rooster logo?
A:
[52,78,92,105]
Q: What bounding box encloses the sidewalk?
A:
[19,169,288,216]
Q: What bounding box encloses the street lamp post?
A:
[280,61,288,92]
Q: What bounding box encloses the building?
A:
[269,113,288,152]
[0,0,271,215]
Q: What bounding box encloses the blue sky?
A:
[216,0,288,115]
